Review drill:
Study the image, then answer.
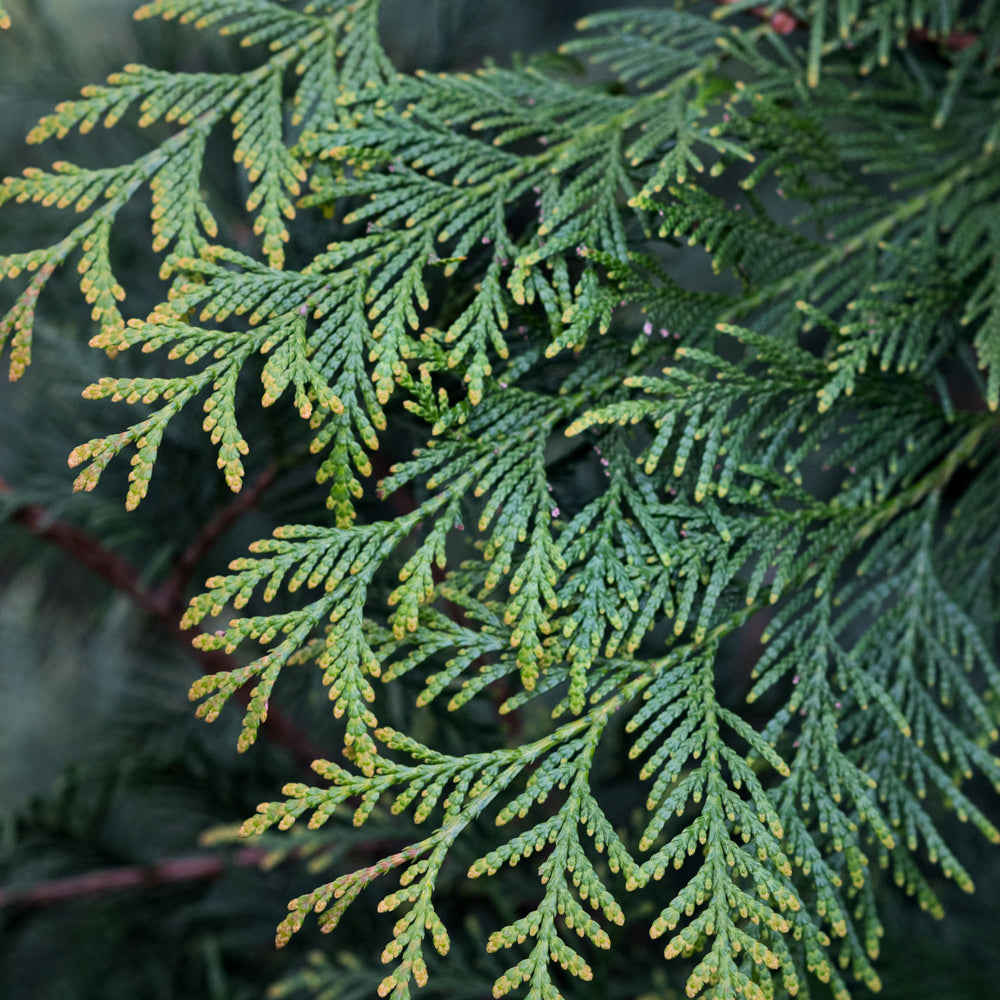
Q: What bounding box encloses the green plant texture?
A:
[2,2,1000,999]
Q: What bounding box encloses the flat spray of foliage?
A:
[2,1,1000,998]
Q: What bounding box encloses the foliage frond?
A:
[3,2,1000,998]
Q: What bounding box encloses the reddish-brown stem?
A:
[0,474,324,770]
[908,27,980,51]
[154,462,277,618]
[1,475,165,617]
[0,848,269,909]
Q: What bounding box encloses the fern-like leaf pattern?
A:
[2,2,999,998]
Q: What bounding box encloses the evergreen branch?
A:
[849,415,998,544]
[720,150,989,348]
[3,4,1000,998]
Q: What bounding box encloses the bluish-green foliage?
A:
[2,2,999,999]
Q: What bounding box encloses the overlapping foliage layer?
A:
[2,2,999,998]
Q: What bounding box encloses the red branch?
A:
[0,473,324,770]
[0,848,269,909]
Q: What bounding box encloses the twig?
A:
[0,848,269,909]
[0,474,325,770]
[155,462,278,617]
[908,27,979,51]
[1,475,163,617]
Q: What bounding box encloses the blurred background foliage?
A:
[0,2,997,998]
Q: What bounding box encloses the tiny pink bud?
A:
[771,10,798,33]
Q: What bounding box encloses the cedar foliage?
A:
[2,2,1000,999]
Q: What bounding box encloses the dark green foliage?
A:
[2,1,1000,999]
